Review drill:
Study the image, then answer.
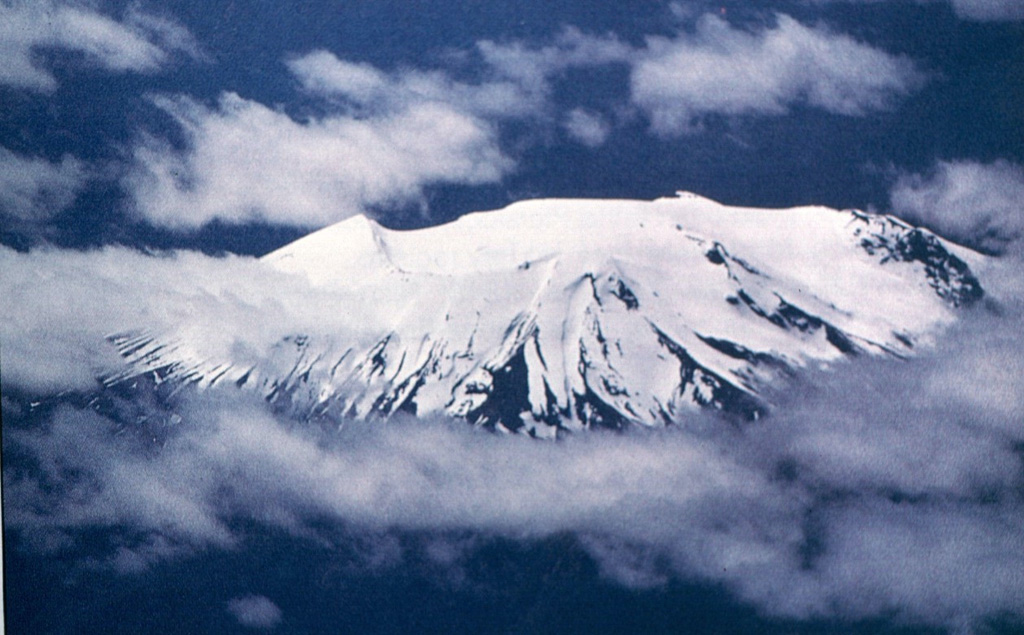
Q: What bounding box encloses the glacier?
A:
[105,192,985,436]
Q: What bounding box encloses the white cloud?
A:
[128,93,511,228]
[0,146,86,221]
[0,244,310,394]
[476,27,632,94]
[0,0,201,92]
[287,51,391,105]
[890,159,1024,254]
[630,14,925,135]
[564,108,611,147]
[813,501,1024,625]
[127,50,533,229]
[3,244,1024,630]
[287,49,546,120]
[472,16,923,138]
[96,15,927,230]
[122,6,205,62]
[813,0,1024,22]
[227,595,283,629]
[950,0,1024,20]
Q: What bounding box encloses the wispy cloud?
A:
[890,159,1024,254]
[226,595,283,629]
[563,108,612,147]
[64,11,927,232]
[812,0,1024,22]
[630,14,925,135]
[126,50,535,229]
[476,26,632,94]
[0,146,86,222]
[949,0,1024,20]
[474,15,924,138]
[0,0,202,92]
[288,49,545,120]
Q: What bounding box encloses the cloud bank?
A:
[6,327,1023,629]
[2,239,1023,631]
[0,0,201,92]
[891,159,1024,254]
[0,244,347,394]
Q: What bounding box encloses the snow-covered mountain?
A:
[107,193,985,436]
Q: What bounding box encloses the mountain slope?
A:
[107,193,985,436]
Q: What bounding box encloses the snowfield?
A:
[109,192,985,434]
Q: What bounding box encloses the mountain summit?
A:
[109,193,985,436]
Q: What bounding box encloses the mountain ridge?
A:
[105,193,985,436]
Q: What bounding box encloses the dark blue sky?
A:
[1,0,1021,254]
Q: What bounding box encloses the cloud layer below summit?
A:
[5,302,1023,629]
[3,208,1024,630]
